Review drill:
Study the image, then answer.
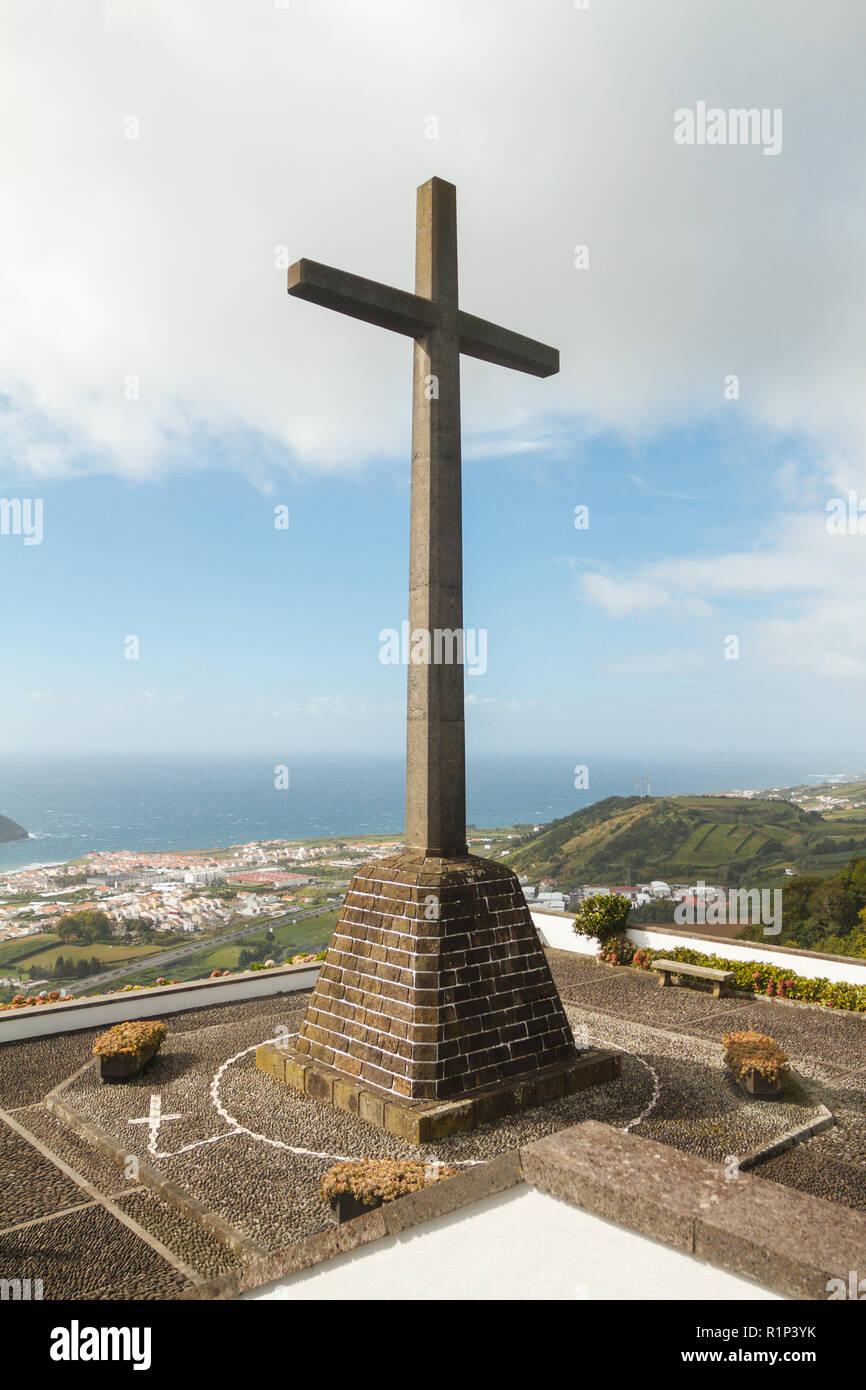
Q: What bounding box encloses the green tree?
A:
[842,857,866,910]
[778,875,822,938]
[809,877,858,936]
[56,909,113,944]
[122,916,154,935]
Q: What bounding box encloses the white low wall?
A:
[0,962,321,1043]
[532,911,597,955]
[5,911,864,1045]
[531,911,866,987]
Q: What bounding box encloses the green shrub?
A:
[598,937,636,966]
[602,943,866,1013]
[574,893,631,943]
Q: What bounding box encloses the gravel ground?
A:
[537,952,606,995]
[0,1125,91,1227]
[581,1008,820,1162]
[0,1029,97,1109]
[0,1202,194,1300]
[114,1188,242,1278]
[3,954,866,1295]
[750,1061,866,1211]
[12,1102,135,1194]
[0,994,299,1296]
[549,948,866,1067]
[560,972,755,1030]
[756,1144,866,1210]
[686,999,866,1069]
[63,1011,639,1253]
[58,984,826,1253]
[0,993,296,1111]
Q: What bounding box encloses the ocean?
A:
[0,752,823,874]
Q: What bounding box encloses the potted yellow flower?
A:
[321,1158,459,1224]
[723,1029,789,1097]
[93,1020,167,1082]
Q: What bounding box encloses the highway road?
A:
[64,907,331,996]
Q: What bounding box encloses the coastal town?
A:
[723,779,866,814]
[5,774,865,962]
[0,828,571,994]
[0,837,396,942]
[0,822,733,971]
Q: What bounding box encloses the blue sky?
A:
[2,0,865,765]
[2,413,852,760]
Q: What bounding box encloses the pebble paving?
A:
[552,950,866,1209]
[0,1029,95,1109]
[0,1202,194,1301]
[114,1189,241,1279]
[0,1126,91,1227]
[686,999,866,1069]
[12,1102,137,1194]
[55,969,828,1253]
[2,952,866,1296]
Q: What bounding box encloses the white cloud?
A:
[1,0,866,483]
[581,505,866,677]
[580,572,714,620]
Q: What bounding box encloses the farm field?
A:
[9,940,162,972]
[92,910,341,990]
[0,933,61,968]
[509,792,866,889]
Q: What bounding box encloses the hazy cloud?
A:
[2,0,865,483]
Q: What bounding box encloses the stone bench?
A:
[651,959,734,999]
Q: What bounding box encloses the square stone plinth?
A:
[257,850,619,1137]
[256,1040,620,1143]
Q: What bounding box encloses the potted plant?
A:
[722,1029,789,1097]
[321,1158,459,1224]
[93,1020,167,1082]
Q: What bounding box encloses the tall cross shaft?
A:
[287,177,558,855]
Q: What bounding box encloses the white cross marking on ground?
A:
[128,1094,182,1155]
[121,1019,657,1168]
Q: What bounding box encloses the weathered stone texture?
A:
[290,851,579,1102]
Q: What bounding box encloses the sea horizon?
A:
[0,751,843,874]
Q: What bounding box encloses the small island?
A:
[0,814,29,844]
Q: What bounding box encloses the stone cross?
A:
[287,177,558,857]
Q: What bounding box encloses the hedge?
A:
[598,940,866,1013]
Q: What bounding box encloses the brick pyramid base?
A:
[257,851,620,1141]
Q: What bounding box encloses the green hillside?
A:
[0,814,28,844]
[507,794,866,889]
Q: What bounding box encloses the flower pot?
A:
[330,1191,384,1224]
[99,1042,160,1083]
[739,1067,782,1098]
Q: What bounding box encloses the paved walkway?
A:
[1,953,863,1299]
[551,950,866,1208]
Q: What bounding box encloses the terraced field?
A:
[508,794,866,889]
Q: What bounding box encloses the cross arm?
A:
[287,259,437,338]
[457,310,559,378]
